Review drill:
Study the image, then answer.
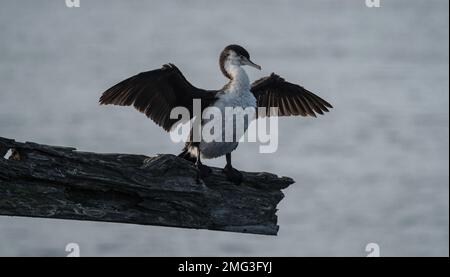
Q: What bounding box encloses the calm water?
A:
[0,0,448,256]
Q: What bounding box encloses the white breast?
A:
[198,67,257,159]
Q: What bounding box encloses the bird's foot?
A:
[223,165,243,185]
[196,162,212,179]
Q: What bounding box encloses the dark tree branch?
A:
[0,136,293,235]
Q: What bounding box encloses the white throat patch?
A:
[224,64,251,93]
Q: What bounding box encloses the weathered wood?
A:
[0,136,293,235]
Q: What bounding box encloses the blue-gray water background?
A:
[0,0,448,256]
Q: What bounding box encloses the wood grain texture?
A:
[0,137,293,235]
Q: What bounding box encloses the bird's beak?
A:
[242,57,262,70]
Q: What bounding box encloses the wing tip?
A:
[98,91,115,105]
[98,94,107,105]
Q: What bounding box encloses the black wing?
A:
[99,64,217,131]
[251,73,333,117]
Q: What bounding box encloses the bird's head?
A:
[220,44,261,79]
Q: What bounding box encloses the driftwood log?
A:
[0,136,293,235]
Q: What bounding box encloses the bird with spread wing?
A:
[100,44,332,184]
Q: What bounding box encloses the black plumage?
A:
[251,73,333,118]
[100,66,333,131]
[99,63,218,131]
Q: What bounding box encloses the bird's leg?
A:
[195,148,212,179]
[223,153,243,185]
